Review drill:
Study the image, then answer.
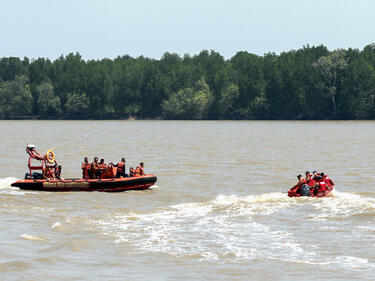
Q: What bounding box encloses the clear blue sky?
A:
[1,0,375,60]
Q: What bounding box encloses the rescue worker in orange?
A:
[135,162,145,176]
[81,157,90,179]
[291,174,306,195]
[324,174,335,187]
[316,173,328,192]
[98,158,107,178]
[90,157,100,179]
[305,171,315,187]
[43,166,56,179]
[113,158,128,178]
[312,170,319,181]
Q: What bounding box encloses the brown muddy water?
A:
[0,120,374,280]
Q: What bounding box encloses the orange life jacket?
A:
[135,167,141,176]
[117,161,125,173]
[44,167,55,179]
[99,163,107,170]
[91,162,99,171]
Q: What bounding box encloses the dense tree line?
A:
[1,44,375,120]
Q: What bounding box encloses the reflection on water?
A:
[0,120,375,280]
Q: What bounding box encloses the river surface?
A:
[0,120,374,280]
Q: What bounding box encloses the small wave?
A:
[0,177,19,189]
[310,190,375,220]
[334,256,370,268]
[20,234,49,242]
[51,222,62,230]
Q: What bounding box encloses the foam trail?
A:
[88,191,375,268]
[0,177,19,189]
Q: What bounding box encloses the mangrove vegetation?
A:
[1,44,375,120]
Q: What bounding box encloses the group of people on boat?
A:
[288,170,335,197]
[25,144,146,181]
[81,157,145,179]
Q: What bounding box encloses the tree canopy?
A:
[1,45,375,120]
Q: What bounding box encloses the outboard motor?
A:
[300,184,310,197]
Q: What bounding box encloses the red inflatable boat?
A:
[288,184,334,197]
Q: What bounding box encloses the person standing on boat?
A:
[113,158,128,178]
[81,157,90,179]
[90,157,100,178]
[98,159,107,178]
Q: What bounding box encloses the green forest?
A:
[1,44,375,120]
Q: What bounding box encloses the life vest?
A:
[117,162,125,173]
[99,163,107,170]
[306,178,316,186]
[135,166,141,176]
[324,176,334,187]
[82,162,90,179]
[91,162,99,172]
[82,162,91,179]
[318,180,327,192]
[291,179,306,195]
[44,167,55,179]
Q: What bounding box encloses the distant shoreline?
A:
[0,117,372,121]
[1,45,375,120]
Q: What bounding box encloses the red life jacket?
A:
[99,163,107,170]
[306,177,316,187]
[292,179,306,195]
[324,176,334,187]
[318,180,327,191]
[117,162,125,173]
[82,162,90,179]
[91,162,99,172]
[44,167,55,179]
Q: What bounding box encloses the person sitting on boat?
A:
[81,157,90,179]
[316,175,328,193]
[98,158,107,178]
[129,167,136,177]
[90,157,100,179]
[113,158,128,178]
[312,170,320,181]
[43,166,56,180]
[323,173,335,187]
[55,164,62,180]
[135,162,145,176]
[305,171,317,187]
[290,174,306,196]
